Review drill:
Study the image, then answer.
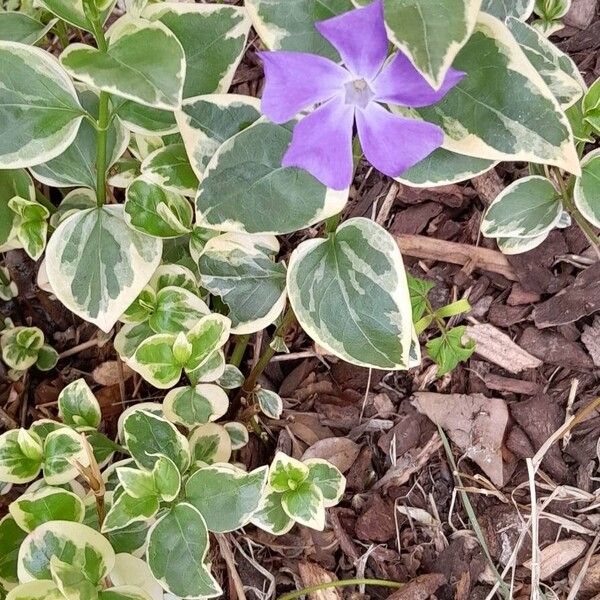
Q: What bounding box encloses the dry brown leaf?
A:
[569,553,600,598]
[524,539,587,580]
[463,323,542,373]
[297,562,340,600]
[387,573,446,600]
[413,392,509,487]
[92,360,133,386]
[301,437,360,473]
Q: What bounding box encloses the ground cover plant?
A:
[0,0,600,598]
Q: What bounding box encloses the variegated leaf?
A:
[185,464,268,533]
[397,148,496,188]
[109,553,163,600]
[0,42,84,168]
[188,423,232,465]
[0,515,27,588]
[6,581,64,600]
[416,14,580,174]
[163,384,229,429]
[224,422,249,451]
[217,364,245,389]
[1,326,44,371]
[304,458,345,508]
[99,586,154,600]
[102,489,159,533]
[125,178,193,238]
[8,197,49,261]
[0,169,34,249]
[256,388,283,420]
[38,0,116,32]
[115,100,178,136]
[43,427,88,485]
[31,88,129,189]
[0,12,57,44]
[496,233,549,254]
[149,264,197,293]
[147,503,221,598]
[574,150,600,228]
[251,487,295,535]
[269,452,309,492]
[245,0,354,60]
[383,0,481,89]
[507,17,584,108]
[148,286,209,334]
[287,218,413,370]
[0,429,43,484]
[481,0,535,19]
[114,322,154,361]
[49,189,96,229]
[481,176,562,238]
[175,94,261,179]
[45,205,162,333]
[60,17,185,110]
[187,349,226,385]
[17,521,115,584]
[196,120,348,234]
[58,378,101,430]
[281,481,325,530]
[143,3,251,99]
[198,233,287,334]
[140,144,199,197]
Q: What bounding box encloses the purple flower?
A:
[259,0,464,190]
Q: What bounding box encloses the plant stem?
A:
[230,334,251,368]
[325,213,342,234]
[242,307,295,394]
[278,578,403,600]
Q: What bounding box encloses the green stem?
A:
[242,307,295,394]
[230,334,251,368]
[325,212,342,234]
[278,578,403,600]
[34,188,57,214]
[95,92,110,207]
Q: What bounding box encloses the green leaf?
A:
[0,41,84,168]
[481,176,562,238]
[122,409,190,472]
[185,464,268,533]
[383,0,480,89]
[163,384,229,429]
[281,481,325,530]
[188,423,232,465]
[8,197,49,260]
[507,17,583,109]
[256,388,283,420]
[245,0,354,60]
[43,427,87,485]
[31,88,129,190]
[304,459,345,508]
[143,3,251,99]
[0,516,27,587]
[102,490,159,533]
[45,205,162,333]
[116,100,178,136]
[1,326,44,371]
[38,0,116,33]
[426,325,475,376]
[198,233,287,334]
[148,286,208,334]
[5,581,63,600]
[481,0,535,19]
[196,120,348,234]
[58,378,102,430]
[287,218,413,369]
[0,170,34,249]
[60,17,185,110]
[124,178,193,238]
[251,488,295,536]
[17,521,115,584]
[9,487,85,533]
[407,274,435,323]
[35,345,59,372]
[224,422,249,451]
[269,452,309,493]
[397,148,496,188]
[176,94,261,179]
[147,503,221,598]
[415,14,579,174]
[0,12,57,44]
[574,150,600,228]
[87,431,122,469]
[140,144,198,197]
[0,429,43,484]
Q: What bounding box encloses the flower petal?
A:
[282,96,354,190]
[356,103,443,178]
[372,52,465,107]
[315,0,388,79]
[260,51,349,123]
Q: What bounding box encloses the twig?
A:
[278,578,403,600]
[58,337,100,360]
[215,534,247,600]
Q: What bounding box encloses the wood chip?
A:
[483,373,540,396]
[414,391,509,487]
[581,317,600,367]
[301,437,360,474]
[297,562,341,600]
[524,540,587,580]
[395,235,517,281]
[387,573,446,600]
[463,323,542,374]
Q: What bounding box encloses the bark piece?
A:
[582,317,600,367]
[387,574,446,600]
[413,392,509,487]
[483,373,540,396]
[519,327,593,370]
[464,324,542,374]
[355,494,397,543]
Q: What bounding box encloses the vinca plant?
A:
[0,0,591,596]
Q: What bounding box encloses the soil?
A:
[2,1,600,599]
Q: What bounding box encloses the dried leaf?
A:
[301,437,360,474]
[413,392,509,487]
[92,360,134,386]
[298,562,340,600]
[524,539,587,580]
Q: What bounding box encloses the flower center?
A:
[344,78,374,109]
